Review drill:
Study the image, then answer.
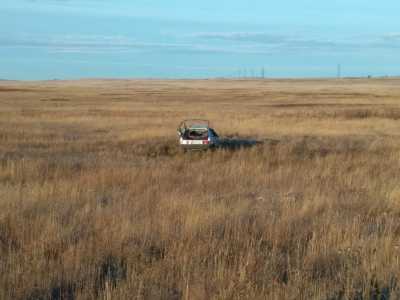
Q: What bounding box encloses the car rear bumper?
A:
[180,144,214,151]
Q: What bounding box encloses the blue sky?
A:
[1,0,400,79]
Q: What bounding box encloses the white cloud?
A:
[192,31,400,51]
[0,34,284,55]
[191,31,349,52]
[381,33,400,41]
[2,31,400,56]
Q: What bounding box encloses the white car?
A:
[177,119,220,150]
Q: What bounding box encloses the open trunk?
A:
[184,128,209,140]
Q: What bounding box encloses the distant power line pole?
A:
[261,67,265,79]
[337,64,342,78]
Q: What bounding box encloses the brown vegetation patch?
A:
[40,98,71,102]
[270,91,387,98]
[0,87,37,93]
[265,103,383,108]
[272,107,400,120]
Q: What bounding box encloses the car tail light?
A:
[203,140,209,145]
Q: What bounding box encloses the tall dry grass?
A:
[1,79,400,299]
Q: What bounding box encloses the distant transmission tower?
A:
[337,64,342,78]
[261,67,265,79]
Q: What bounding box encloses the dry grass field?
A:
[1,78,400,299]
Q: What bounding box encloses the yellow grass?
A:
[1,78,400,299]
